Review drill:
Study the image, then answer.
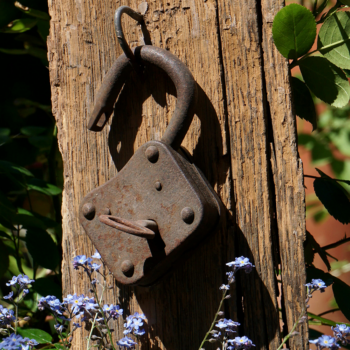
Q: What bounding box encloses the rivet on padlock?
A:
[79,6,221,286]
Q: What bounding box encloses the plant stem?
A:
[91,279,115,350]
[321,237,350,251]
[304,174,350,184]
[276,310,305,350]
[87,313,98,350]
[198,290,227,350]
[15,303,18,334]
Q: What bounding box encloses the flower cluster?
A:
[332,324,350,345]
[225,257,255,284]
[123,312,146,336]
[4,275,35,301]
[0,305,15,328]
[0,333,38,350]
[206,257,255,350]
[305,279,327,294]
[227,336,255,349]
[310,335,340,349]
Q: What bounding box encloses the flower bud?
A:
[217,311,224,316]
[224,294,231,299]
[23,317,31,321]
[209,339,217,343]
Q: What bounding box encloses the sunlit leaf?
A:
[17,328,52,344]
[1,19,37,33]
[300,56,350,108]
[291,77,317,130]
[318,12,350,69]
[27,178,62,196]
[272,4,316,60]
[26,229,59,270]
[0,160,33,177]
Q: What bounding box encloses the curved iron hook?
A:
[114,6,144,72]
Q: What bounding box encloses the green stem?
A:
[276,310,305,350]
[290,50,318,69]
[91,280,115,350]
[198,290,227,350]
[87,313,98,350]
[15,303,18,334]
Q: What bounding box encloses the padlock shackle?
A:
[87,45,197,150]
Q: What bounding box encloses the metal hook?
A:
[114,6,144,73]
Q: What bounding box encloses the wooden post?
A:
[47,0,307,348]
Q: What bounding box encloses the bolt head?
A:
[121,260,134,277]
[181,207,194,224]
[145,146,159,163]
[82,203,95,220]
[102,208,111,215]
[155,181,162,191]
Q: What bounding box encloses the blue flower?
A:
[333,323,350,343]
[117,336,137,348]
[38,295,64,314]
[305,279,327,293]
[123,312,146,336]
[17,275,35,287]
[219,284,230,290]
[91,250,101,259]
[310,335,340,348]
[54,323,65,333]
[215,320,228,329]
[73,255,92,269]
[0,306,15,327]
[0,333,25,349]
[6,276,18,287]
[226,257,255,273]
[232,336,255,349]
[91,263,101,271]
[4,291,14,300]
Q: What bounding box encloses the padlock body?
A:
[79,141,220,286]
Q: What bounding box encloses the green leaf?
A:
[0,231,11,239]
[333,279,350,322]
[37,20,50,42]
[28,135,52,149]
[21,126,47,136]
[291,77,317,130]
[54,344,66,349]
[27,178,62,196]
[318,12,350,69]
[300,56,350,108]
[306,231,331,270]
[0,240,9,279]
[0,160,33,177]
[272,4,316,60]
[0,127,12,145]
[26,229,59,270]
[1,19,38,33]
[307,312,347,326]
[329,128,350,156]
[17,328,52,344]
[0,48,28,55]
[32,276,62,299]
[314,169,350,223]
[15,3,50,20]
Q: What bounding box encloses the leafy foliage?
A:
[0,0,63,345]
[272,4,316,60]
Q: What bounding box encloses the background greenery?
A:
[0,0,63,343]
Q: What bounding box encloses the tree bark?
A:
[47,0,307,348]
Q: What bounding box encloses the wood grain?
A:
[47,0,307,348]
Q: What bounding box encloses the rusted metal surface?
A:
[81,29,221,286]
[99,215,156,239]
[114,6,144,73]
[87,45,197,151]
[80,140,221,286]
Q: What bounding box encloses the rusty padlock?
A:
[79,6,221,286]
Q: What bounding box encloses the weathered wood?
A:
[47,0,307,348]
